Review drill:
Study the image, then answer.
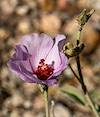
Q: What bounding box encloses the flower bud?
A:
[63,42,85,57]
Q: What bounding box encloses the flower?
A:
[8,33,68,86]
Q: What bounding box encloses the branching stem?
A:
[75,28,100,117]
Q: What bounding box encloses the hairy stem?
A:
[38,84,50,117]
[44,86,49,117]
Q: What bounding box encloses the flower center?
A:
[35,59,54,80]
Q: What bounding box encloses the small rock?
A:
[23,0,36,9]
[82,24,100,54]
[58,0,72,11]
[23,111,35,117]
[0,28,10,40]
[17,19,31,34]
[22,84,37,96]
[16,5,29,16]
[24,100,32,109]
[77,0,90,9]
[11,93,24,107]
[33,95,44,110]
[38,0,55,12]
[54,104,71,117]
[40,14,61,35]
[1,67,9,79]
[0,0,17,15]
[64,18,78,43]
[10,110,20,117]
[36,112,44,117]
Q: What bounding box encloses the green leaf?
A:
[61,84,86,105]
[90,89,100,112]
[90,89,100,104]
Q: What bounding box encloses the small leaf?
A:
[61,84,86,105]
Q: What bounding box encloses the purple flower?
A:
[8,33,68,86]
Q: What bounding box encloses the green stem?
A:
[76,28,81,45]
[43,86,49,117]
[85,92,100,117]
[38,84,49,117]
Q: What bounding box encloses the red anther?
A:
[35,59,54,80]
[39,59,45,64]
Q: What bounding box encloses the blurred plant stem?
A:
[39,84,49,117]
[44,86,49,117]
[74,9,99,117]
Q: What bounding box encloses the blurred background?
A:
[0,0,100,117]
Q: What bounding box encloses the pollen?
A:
[35,59,54,80]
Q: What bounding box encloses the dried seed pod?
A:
[77,9,95,28]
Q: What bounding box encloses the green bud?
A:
[63,42,73,50]
[63,43,85,57]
